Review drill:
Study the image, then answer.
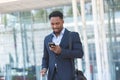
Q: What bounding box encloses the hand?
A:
[40,68,47,76]
[49,45,61,55]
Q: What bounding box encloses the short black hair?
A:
[49,11,63,19]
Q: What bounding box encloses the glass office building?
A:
[0,0,120,80]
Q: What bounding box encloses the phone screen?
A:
[48,42,56,47]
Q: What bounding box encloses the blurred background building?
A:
[0,0,120,80]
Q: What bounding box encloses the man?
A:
[41,11,84,80]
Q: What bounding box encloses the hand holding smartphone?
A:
[48,42,61,54]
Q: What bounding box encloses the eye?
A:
[51,23,54,25]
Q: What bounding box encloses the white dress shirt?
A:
[52,28,65,45]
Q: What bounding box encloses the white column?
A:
[72,0,79,32]
[92,0,111,80]
[91,0,103,80]
[98,0,111,80]
[72,0,82,70]
[80,0,91,80]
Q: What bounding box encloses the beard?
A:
[53,29,62,36]
[53,31,60,35]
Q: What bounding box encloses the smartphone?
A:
[48,42,56,47]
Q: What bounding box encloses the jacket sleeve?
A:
[41,37,49,69]
[61,32,84,59]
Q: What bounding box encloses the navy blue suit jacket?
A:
[42,28,84,80]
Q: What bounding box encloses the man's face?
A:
[50,17,64,35]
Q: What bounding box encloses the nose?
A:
[53,24,57,28]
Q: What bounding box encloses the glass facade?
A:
[105,0,120,80]
[0,0,120,80]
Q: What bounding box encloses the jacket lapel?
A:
[48,34,53,43]
[59,29,70,47]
